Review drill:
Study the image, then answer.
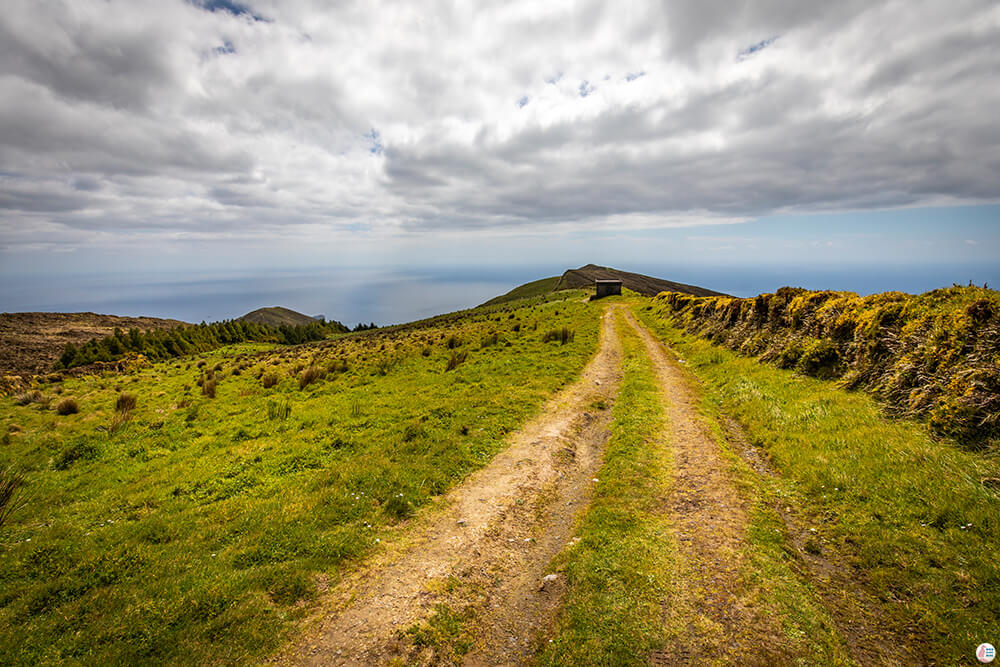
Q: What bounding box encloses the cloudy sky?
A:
[1,0,999,313]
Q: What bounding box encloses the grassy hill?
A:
[480,276,561,307]
[482,264,725,306]
[239,306,321,328]
[555,263,727,297]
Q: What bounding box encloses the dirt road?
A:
[285,305,911,666]
[284,308,623,665]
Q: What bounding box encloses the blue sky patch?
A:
[579,80,594,97]
[189,0,268,22]
[626,70,646,82]
[365,128,383,155]
[738,36,778,61]
[517,96,529,108]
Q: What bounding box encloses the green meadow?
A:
[0,292,597,664]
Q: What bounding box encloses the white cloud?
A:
[0,0,998,251]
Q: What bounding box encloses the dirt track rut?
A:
[621,309,791,665]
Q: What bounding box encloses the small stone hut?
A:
[595,279,622,298]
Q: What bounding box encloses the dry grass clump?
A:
[202,378,217,398]
[55,398,79,416]
[261,372,279,389]
[0,465,28,531]
[445,350,468,371]
[13,390,44,406]
[542,327,575,344]
[115,392,137,413]
[299,365,324,389]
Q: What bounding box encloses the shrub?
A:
[202,378,217,398]
[261,372,279,389]
[445,350,468,372]
[299,366,324,389]
[55,398,79,416]
[776,344,804,369]
[115,392,137,413]
[797,339,842,380]
[445,335,460,349]
[480,332,499,348]
[374,356,397,376]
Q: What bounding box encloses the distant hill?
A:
[555,264,727,297]
[482,264,726,306]
[239,306,321,328]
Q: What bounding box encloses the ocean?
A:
[1,263,997,326]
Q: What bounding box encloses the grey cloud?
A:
[0,0,998,249]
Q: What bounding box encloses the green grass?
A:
[634,302,1000,664]
[540,312,674,665]
[479,276,560,307]
[0,292,598,665]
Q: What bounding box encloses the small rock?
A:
[457,519,467,526]
[539,573,559,591]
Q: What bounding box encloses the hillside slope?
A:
[480,276,561,307]
[0,312,186,379]
[239,306,319,327]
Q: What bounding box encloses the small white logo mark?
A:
[978,643,996,664]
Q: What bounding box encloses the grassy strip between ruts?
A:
[0,292,598,665]
[633,300,1000,664]
[539,311,674,665]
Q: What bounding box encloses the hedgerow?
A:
[649,285,1000,447]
